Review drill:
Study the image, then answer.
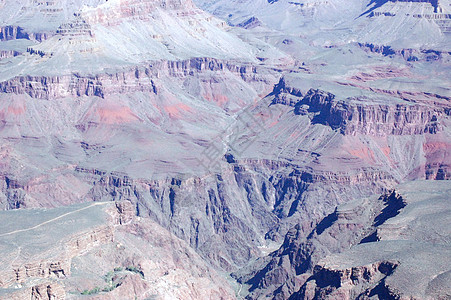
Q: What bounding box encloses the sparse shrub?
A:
[104,271,114,283]
[102,285,115,292]
[126,266,144,278]
[81,287,101,295]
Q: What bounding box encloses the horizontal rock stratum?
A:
[0,0,449,299]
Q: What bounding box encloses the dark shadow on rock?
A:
[358,0,389,18]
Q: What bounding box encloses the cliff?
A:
[240,181,451,299]
[0,57,272,100]
[272,78,449,136]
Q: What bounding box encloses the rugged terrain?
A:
[0,0,450,299]
[0,201,235,299]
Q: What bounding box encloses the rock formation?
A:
[0,201,235,299]
[0,0,449,299]
[235,181,451,299]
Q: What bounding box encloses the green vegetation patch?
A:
[80,267,125,296]
[126,266,144,278]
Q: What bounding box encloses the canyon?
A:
[0,0,450,299]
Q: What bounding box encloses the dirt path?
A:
[0,202,108,237]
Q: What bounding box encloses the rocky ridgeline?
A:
[0,57,269,99]
[357,42,451,61]
[299,261,399,299]
[369,0,447,15]
[376,3,451,33]
[84,0,196,25]
[56,14,93,38]
[0,225,114,289]
[1,0,200,42]
[7,282,66,300]
[0,25,51,42]
[272,79,447,136]
[294,91,443,135]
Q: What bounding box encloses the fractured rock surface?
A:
[0,0,450,299]
[235,181,451,299]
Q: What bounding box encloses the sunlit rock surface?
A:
[0,0,450,299]
[0,201,235,299]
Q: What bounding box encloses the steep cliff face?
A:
[69,159,396,270]
[240,181,451,299]
[0,25,51,42]
[0,58,274,100]
[299,261,399,300]
[232,191,395,298]
[273,79,448,136]
[0,0,450,299]
[357,43,451,62]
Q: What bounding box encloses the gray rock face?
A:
[0,58,272,100]
[0,0,450,299]
[273,81,448,136]
[357,43,451,62]
[236,181,451,299]
[1,60,449,274]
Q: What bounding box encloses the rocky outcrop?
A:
[425,163,450,180]
[0,26,29,41]
[0,26,51,42]
[271,77,304,106]
[233,190,408,299]
[0,50,21,59]
[1,225,114,288]
[6,282,65,300]
[83,0,197,25]
[272,83,447,136]
[113,201,135,225]
[0,57,271,99]
[65,225,114,256]
[298,261,399,300]
[365,0,451,33]
[237,17,262,29]
[357,43,451,61]
[13,261,70,285]
[0,175,26,209]
[239,181,451,299]
[56,14,93,37]
[31,283,66,300]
